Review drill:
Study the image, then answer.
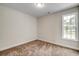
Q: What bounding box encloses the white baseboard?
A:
[0,39,36,51]
[39,39,79,51]
[0,39,79,51]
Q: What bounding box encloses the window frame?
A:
[61,12,78,41]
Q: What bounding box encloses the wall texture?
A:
[0,6,37,51]
[38,7,79,50]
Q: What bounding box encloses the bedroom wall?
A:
[38,7,79,50]
[0,6,37,51]
[0,6,79,51]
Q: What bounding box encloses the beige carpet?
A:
[0,40,79,56]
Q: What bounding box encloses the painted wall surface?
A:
[0,6,37,51]
[0,6,79,51]
[38,7,79,50]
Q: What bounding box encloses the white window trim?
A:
[61,12,79,41]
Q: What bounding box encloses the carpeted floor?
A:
[0,40,79,56]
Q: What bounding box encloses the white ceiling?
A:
[0,3,78,17]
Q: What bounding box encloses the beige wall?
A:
[38,7,79,50]
[0,6,37,51]
[0,6,79,51]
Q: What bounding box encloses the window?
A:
[62,13,78,41]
